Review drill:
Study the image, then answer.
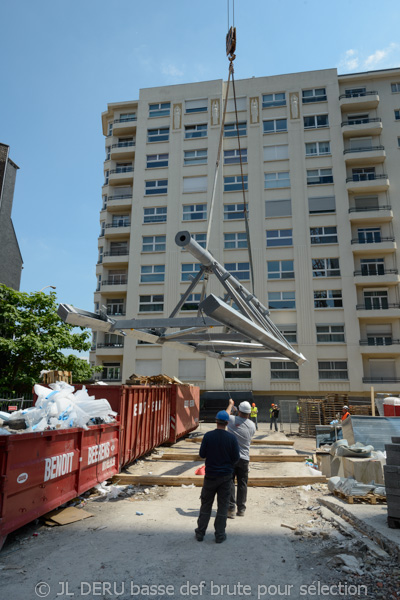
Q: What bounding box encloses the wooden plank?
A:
[187,437,295,447]
[113,474,326,487]
[153,453,305,463]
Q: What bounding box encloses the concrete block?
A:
[316,452,332,477]
[342,456,384,484]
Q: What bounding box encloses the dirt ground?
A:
[0,430,398,600]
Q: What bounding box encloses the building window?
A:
[142,235,166,252]
[185,99,208,113]
[310,226,338,244]
[314,290,343,308]
[149,102,170,118]
[265,199,292,218]
[266,229,293,247]
[278,325,297,343]
[140,265,165,283]
[224,203,246,220]
[183,176,208,193]
[360,258,385,276]
[106,270,127,285]
[179,359,206,380]
[224,361,251,379]
[267,260,294,279]
[181,263,203,282]
[224,262,250,281]
[305,141,331,156]
[102,363,121,381]
[224,232,248,249]
[224,175,248,192]
[185,124,207,139]
[268,291,296,309]
[184,149,207,166]
[139,294,164,312]
[391,83,400,93]
[224,122,247,137]
[181,293,202,311]
[318,361,348,380]
[316,325,345,343]
[395,110,400,121]
[104,170,109,185]
[111,214,130,227]
[119,113,136,122]
[145,179,168,195]
[106,146,110,161]
[262,93,286,108]
[109,241,128,256]
[308,196,336,214]
[312,258,340,277]
[357,227,381,243]
[263,119,287,134]
[114,162,133,174]
[263,144,289,161]
[302,88,327,103]
[106,298,125,316]
[264,171,290,189]
[107,123,113,136]
[185,233,207,248]
[271,361,299,380]
[226,97,247,112]
[364,290,388,310]
[146,153,169,168]
[307,168,333,185]
[398,137,400,148]
[304,114,329,129]
[183,204,207,221]
[343,87,366,98]
[147,127,169,142]
[224,149,247,164]
[143,206,167,223]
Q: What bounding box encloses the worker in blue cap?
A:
[195,410,240,543]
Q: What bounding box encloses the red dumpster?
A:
[167,385,200,444]
[0,423,119,550]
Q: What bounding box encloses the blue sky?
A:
[2,0,400,355]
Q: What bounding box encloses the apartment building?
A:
[92,67,400,402]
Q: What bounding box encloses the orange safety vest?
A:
[341,411,350,421]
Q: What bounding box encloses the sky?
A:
[1,0,400,355]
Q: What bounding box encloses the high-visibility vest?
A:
[251,406,258,418]
[296,405,300,414]
[341,411,350,421]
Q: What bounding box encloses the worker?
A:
[226,398,256,518]
[250,402,258,430]
[195,410,240,543]
[341,405,351,421]
[269,403,280,431]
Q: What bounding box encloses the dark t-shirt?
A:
[199,428,240,477]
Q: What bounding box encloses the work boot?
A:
[236,510,245,517]
[215,533,227,543]
[227,509,236,519]
[195,533,204,541]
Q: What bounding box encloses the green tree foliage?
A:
[0,284,98,393]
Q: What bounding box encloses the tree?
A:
[0,284,99,394]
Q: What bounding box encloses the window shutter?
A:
[185,99,208,111]
[178,359,206,380]
[183,176,207,193]
[226,97,247,112]
[265,199,291,217]
[135,359,162,376]
[308,196,336,214]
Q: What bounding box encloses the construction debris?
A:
[127,373,186,386]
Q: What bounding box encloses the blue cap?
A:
[216,410,229,422]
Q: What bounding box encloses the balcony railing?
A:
[353,269,398,276]
[344,145,384,155]
[102,277,128,285]
[103,250,129,256]
[339,90,378,100]
[341,117,382,126]
[356,303,400,310]
[111,142,136,148]
[106,311,126,317]
[110,167,134,174]
[360,339,400,346]
[105,222,131,229]
[363,377,400,383]
[351,237,394,244]
[349,205,391,213]
[96,343,124,349]
[346,174,388,183]
[107,194,132,201]
[114,117,137,123]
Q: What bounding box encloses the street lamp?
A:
[39,285,56,293]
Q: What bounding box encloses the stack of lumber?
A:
[42,370,72,385]
[126,373,186,386]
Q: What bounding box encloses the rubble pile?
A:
[0,382,117,434]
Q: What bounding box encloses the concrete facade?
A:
[92,67,400,401]
[0,143,23,290]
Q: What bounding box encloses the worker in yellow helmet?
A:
[250,402,258,430]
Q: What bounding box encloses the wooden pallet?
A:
[333,489,387,505]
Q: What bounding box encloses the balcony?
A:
[356,303,400,319]
[348,205,393,224]
[346,174,389,193]
[343,145,386,165]
[102,250,129,266]
[339,90,379,111]
[104,222,131,238]
[351,237,396,255]
[353,268,399,286]
[363,377,400,384]
[105,194,132,211]
[109,167,134,186]
[360,339,400,355]
[96,342,124,349]
[341,117,382,137]
[110,141,136,160]
[101,276,128,293]
[113,117,137,136]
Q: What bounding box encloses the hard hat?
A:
[252,403,256,407]
[342,405,349,410]
[271,403,275,407]
[238,401,252,414]
[216,410,229,422]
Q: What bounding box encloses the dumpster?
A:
[0,423,119,550]
[167,385,200,443]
